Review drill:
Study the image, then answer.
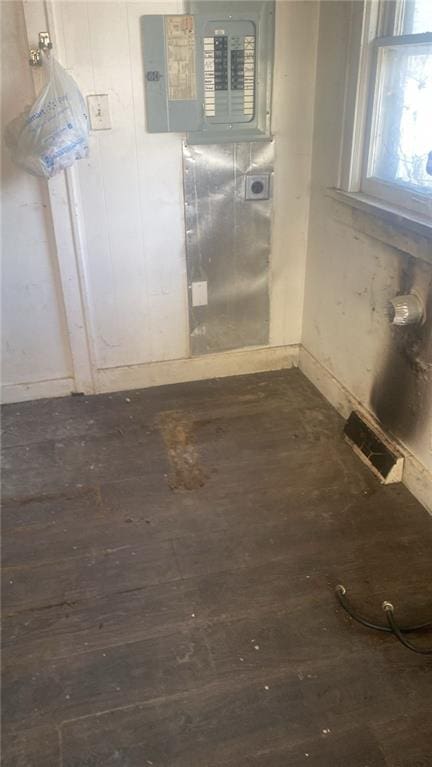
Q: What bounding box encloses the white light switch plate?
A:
[87,94,111,130]
[191,281,208,307]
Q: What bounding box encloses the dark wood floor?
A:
[2,369,431,767]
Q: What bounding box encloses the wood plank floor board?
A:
[2,369,431,766]
[1,426,168,501]
[1,724,60,767]
[59,676,309,767]
[2,482,228,569]
[0,395,158,450]
[3,577,200,660]
[1,485,101,535]
[5,554,429,666]
[220,724,388,767]
[2,486,104,568]
[2,536,180,613]
[100,477,229,540]
[58,664,402,767]
[172,517,431,582]
[1,370,323,450]
[3,626,216,729]
[370,714,432,767]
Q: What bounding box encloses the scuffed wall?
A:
[1,1,72,393]
[371,257,432,462]
[302,1,432,479]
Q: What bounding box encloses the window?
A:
[341,0,432,219]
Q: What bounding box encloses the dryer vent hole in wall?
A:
[245,174,270,200]
[343,411,404,484]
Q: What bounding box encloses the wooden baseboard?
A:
[96,345,300,393]
[2,346,299,405]
[1,377,75,405]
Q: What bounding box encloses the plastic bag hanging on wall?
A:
[5,54,89,179]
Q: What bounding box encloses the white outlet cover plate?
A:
[191,281,208,307]
[87,94,111,130]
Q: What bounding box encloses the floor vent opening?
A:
[344,410,404,484]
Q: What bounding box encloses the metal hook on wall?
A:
[29,31,53,66]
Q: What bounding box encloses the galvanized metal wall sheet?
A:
[183,141,274,355]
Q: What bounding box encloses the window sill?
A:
[326,188,432,265]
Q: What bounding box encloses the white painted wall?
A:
[54,0,318,372]
[302,1,432,502]
[2,0,318,400]
[270,0,318,347]
[1,0,73,398]
[3,0,318,396]
[56,0,189,371]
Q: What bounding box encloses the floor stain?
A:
[158,411,208,490]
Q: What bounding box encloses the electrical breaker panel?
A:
[141,1,274,143]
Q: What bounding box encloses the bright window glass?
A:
[368,42,432,191]
[402,0,432,34]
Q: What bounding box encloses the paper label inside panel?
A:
[166,16,197,101]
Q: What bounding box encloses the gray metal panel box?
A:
[141,15,202,133]
[141,1,274,143]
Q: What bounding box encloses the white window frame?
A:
[339,0,432,220]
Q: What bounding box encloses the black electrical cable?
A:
[335,585,432,634]
[383,601,432,655]
[335,585,432,654]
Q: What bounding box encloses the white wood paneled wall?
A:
[57,0,190,372]
[1,0,74,402]
[3,0,319,401]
